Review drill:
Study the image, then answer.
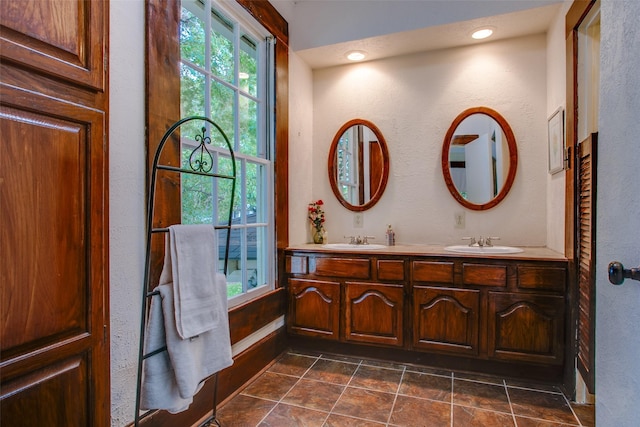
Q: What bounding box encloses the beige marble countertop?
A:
[286,243,567,261]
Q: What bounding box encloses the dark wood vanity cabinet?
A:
[285,250,567,377]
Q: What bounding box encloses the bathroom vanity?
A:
[285,244,568,382]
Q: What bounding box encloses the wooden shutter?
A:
[576,132,597,393]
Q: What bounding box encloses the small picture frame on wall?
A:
[548,107,565,174]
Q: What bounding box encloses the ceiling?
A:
[275,1,562,69]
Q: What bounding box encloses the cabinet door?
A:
[288,279,340,340]
[488,292,564,365]
[413,287,479,355]
[345,282,404,347]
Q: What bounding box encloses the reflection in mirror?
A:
[442,107,517,210]
[329,119,389,211]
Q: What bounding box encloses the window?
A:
[179,0,275,307]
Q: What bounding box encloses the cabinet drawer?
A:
[463,263,507,287]
[312,257,371,279]
[377,259,405,281]
[517,266,566,292]
[412,261,454,283]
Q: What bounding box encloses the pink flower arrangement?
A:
[308,199,325,233]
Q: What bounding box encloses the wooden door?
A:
[488,292,565,365]
[413,286,479,355]
[576,133,597,392]
[288,279,341,340]
[345,282,404,347]
[0,1,110,425]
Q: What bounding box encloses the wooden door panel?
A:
[413,287,479,355]
[0,0,105,90]
[345,282,404,346]
[488,292,564,364]
[1,355,89,427]
[0,84,108,424]
[288,279,340,339]
[1,106,88,355]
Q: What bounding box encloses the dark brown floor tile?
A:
[349,365,404,393]
[506,379,562,393]
[571,403,594,427]
[268,353,318,377]
[319,353,362,364]
[258,403,327,427]
[404,364,453,377]
[399,371,452,402]
[361,358,407,371]
[241,371,299,401]
[282,379,344,412]
[216,394,276,427]
[514,416,579,426]
[453,405,515,427]
[332,387,395,423]
[389,395,451,427]
[453,379,511,413]
[509,388,578,425]
[288,348,324,358]
[323,413,386,426]
[454,371,504,385]
[303,358,359,385]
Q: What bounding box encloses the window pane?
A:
[246,161,266,223]
[218,227,243,296]
[239,94,258,156]
[211,80,235,145]
[181,172,213,224]
[181,7,205,68]
[180,63,205,120]
[217,157,240,224]
[239,34,258,97]
[210,12,234,84]
[248,226,267,289]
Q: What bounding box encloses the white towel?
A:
[159,224,220,339]
[139,290,193,413]
[140,276,233,412]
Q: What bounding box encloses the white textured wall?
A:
[288,52,315,242]
[596,0,640,425]
[545,1,571,254]
[305,34,548,247]
[109,0,146,425]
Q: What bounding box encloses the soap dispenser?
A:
[385,224,395,246]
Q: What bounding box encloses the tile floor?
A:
[215,350,594,427]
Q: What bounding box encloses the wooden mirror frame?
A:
[441,107,518,211]
[328,119,390,212]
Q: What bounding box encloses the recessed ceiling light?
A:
[346,50,367,61]
[471,28,494,40]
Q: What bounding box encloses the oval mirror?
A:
[442,107,518,210]
[328,119,390,211]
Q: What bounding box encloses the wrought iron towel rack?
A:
[134,116,237,427]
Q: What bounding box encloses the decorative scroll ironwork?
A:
[189,126,214,173]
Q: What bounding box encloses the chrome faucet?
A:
[462,236,500,247]
[345,235,376,245]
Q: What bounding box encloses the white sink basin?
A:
[321,243,387,250]
[444,245,524,254]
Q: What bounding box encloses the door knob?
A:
[608,261,640,285]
